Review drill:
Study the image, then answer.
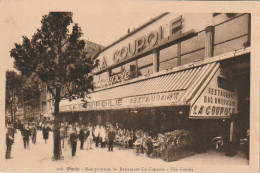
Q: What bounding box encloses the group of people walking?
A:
[6,120,152,159]
[5,120,51,159]
[60,123,116,157]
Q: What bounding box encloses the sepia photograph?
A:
[0,1,259,173]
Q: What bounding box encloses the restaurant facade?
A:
[57,13,250,151]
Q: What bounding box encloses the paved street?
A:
[2,130,249,173]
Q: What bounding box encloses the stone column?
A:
[177,43,181,66]
[153,49,160,73]
[204,26,215,58]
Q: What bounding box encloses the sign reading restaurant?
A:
[190,67,238,118]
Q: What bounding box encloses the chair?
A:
[133,142,142,154]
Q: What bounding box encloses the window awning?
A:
[60,62,220,111]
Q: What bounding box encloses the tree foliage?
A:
[5,70,22,121]
[10,12,98,107]
[6,70,43,122]
[10,12,99,160]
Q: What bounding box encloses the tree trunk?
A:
[53,88,62,160]
[10,101,13,123]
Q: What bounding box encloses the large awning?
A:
[60,62,220,111]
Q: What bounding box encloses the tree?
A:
[22,74,43,117]
[10,12,99,160]
[5,70,22,123]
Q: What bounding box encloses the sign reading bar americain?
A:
[190,67,238,118]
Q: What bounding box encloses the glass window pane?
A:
[122,61,136,72]
[214,36,248,56]
[122,61,137,79]
[214,14,249,45]
[159,58,178,71]
[181,31,205,55]
[111,66,121,75]
[160,45,177,62]
[138,65,153,76]
[138,54,153,68]
[181,49,205,65]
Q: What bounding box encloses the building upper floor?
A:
[92,13,250,90]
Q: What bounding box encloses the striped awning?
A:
[59,62,220,111]
[87,62,219,102]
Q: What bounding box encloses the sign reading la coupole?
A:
[190,67,238,118]
[60,91,184,111]
[94,15,184,73]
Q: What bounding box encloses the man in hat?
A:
[69,128,78,157]
[31,123,37,144]
[108,126,116,152]
[79,125,85,150]
[6,125,14,159]
[22,124,31,149]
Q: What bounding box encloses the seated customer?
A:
[133,135,142,154]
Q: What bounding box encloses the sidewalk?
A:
[2,131,249,172]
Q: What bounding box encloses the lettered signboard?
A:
[190,67,238,118]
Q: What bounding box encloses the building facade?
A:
[56,13,250,150]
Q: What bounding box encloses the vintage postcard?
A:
[0,1,259,173]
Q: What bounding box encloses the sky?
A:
[1,0,256,72]
[0,1,163,72]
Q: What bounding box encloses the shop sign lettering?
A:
[129,92,179,105]
[190,67,238,118]
[94,70,130,88]
[95,16,183,72]
[112,17,182,64]
[62,91,183,111]
[192,105,235,116]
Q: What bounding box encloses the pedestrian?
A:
[60,124,66,148]
[42,125,49,144]
[79,125,85,150]
[22,124,31,149]
[31,123,37,144]
[94,125,100,147]
[38,121,42,130]
[100,126,106,148]
[69,128,78,157]
[86,126,93,150]
[5,125,14,159]
[108,126,116,152]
